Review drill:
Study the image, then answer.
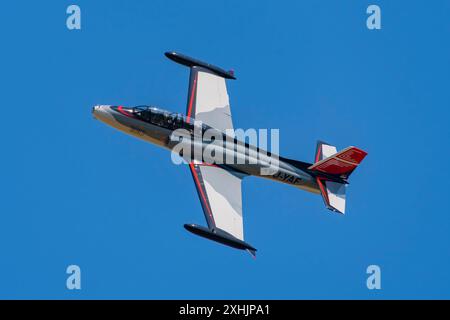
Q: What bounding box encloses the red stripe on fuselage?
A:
[116,106,134,118]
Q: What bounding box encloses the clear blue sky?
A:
[1,1,449,299]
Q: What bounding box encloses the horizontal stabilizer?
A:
[309,146,367,179]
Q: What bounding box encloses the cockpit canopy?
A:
[112,105,216,132]
[113,105,192,130]
[132,105,185,126]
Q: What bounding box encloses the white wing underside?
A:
[197,165,243,240]
[190,67,234,131]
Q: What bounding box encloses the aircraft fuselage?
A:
[92,105,320,194]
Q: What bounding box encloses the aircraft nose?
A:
[93,105,106,113]
[92,105,109,115]
[92,105,113,121]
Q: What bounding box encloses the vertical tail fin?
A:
[314,140,338,163]
[311,142,367,214]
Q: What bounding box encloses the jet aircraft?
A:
[93,52,368,257]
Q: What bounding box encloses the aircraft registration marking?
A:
[272,171,302,185]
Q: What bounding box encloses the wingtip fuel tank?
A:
[184,224,256,254]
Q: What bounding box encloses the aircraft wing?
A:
[165,51,236,131]
[186,162,257,256]
[186,67,234,131]
[166,52,256,255]
[189,163,244,240]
